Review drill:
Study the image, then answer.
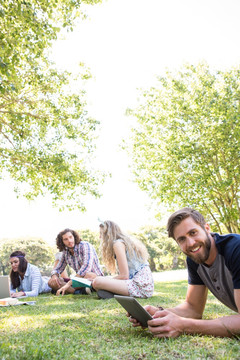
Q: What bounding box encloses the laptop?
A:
[0,275,11,299]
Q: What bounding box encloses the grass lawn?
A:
[0,279,239,360]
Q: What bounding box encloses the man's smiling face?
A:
[173,217,212,264]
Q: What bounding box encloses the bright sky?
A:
[1,0,240,245]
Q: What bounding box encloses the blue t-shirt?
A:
[187,233,240,312]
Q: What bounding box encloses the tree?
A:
[127,63,240,233]
[0,237,55,275]
[132,226,186,271]
[0,0,104,210]
[79,228,101,258]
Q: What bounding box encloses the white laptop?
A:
[0,275,11,299]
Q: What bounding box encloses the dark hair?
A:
[167,207,206,239]
[56,228,81,251]
[10,251,28,289]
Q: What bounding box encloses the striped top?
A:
[52,241,103,277]
[10,263,51,297]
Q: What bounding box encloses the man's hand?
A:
[84,272,97,280]
[148,309,184,338]
[56,282,71,296]
[127,306,184,337]
[127,305,159,327]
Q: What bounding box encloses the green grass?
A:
[0,280,239,360]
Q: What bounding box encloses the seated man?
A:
[48,228,103,295]
[129,207,240,337]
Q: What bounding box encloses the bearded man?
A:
[129,207,240,338]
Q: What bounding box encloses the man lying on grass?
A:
[129,207,240,338]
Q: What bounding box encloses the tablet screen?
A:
[114,295,152,328]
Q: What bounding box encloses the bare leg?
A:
[53,260,68,279]
[60,269,68,278]
[48,277,75,294]
[92,276,129,295]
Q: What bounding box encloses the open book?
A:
[71,277,92,289]
[0,297,36,306]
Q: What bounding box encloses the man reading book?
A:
[48,228,103,295]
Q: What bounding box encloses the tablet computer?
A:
[114,295,152,328]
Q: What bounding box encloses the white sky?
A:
[1,0,240,245]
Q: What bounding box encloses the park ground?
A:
[0,270,239,360]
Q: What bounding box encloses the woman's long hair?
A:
[10,251,28,289]
[100,220,149,274]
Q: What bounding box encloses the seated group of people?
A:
[8,209,240,339]
[10,220,154,300]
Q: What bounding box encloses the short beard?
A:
[186,231,211,264]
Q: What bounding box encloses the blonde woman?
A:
[92,220,154,299]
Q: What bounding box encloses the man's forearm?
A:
[182,315,240,337]
[167,301,203,319]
